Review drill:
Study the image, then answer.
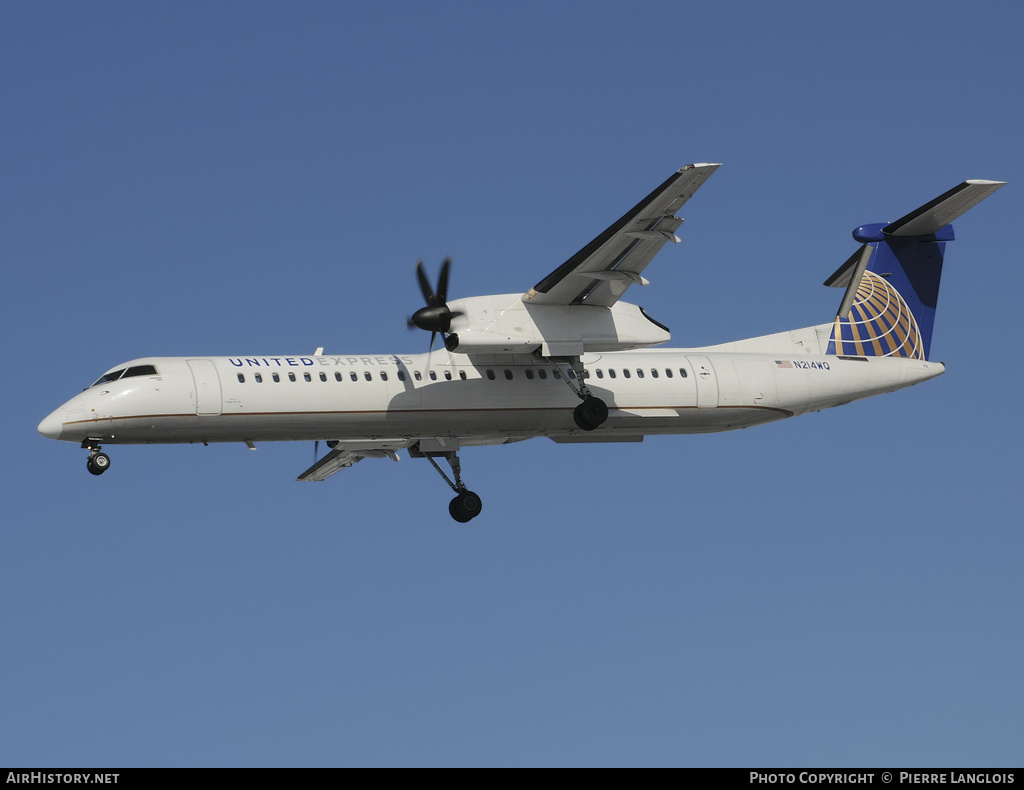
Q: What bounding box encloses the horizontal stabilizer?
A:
[884,179,1005,237]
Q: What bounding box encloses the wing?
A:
[523,163,720,308]
[296,440,406,482]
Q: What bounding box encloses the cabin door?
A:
[686,355,719,409]
[187,359,223,416]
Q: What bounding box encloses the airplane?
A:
[38,164,1004,522]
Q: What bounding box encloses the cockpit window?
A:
[90,364,158,388]
[91,369,125,387]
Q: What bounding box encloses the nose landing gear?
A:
[83,440,111,476]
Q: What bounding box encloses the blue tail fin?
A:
[825,180,1004,360]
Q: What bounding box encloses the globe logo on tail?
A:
[827,271,924,359]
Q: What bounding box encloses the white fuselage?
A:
[38,338,945,448]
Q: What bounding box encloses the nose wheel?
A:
[86,451,111,475]
[82,440,111,476]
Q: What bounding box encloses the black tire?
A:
[573,403,594,431]
[87,453,110,475]
[449,490,482,522]
[573,396,608,431]
[580,396,608,427]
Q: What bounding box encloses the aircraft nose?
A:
[38,409,64,440]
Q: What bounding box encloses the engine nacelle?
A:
[442,294,670,356]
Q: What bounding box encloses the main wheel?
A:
[448,490,483,523]
[87,452,110,475]
[573,396,608,431]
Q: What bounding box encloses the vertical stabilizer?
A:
[824,180,1004,360]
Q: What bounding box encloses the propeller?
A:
[408,258,462,350]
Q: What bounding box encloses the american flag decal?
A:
[775,360,793,368]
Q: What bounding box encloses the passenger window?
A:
[651,369,658,378]
[608,369,616,379]
[237,373,245,383]
[567,369,576,379]
[553,369,561,379]
[459,370,467,380]
[288,372,296,382]
[397,370,406,381]
[444,370,452,380]
[504,369,513,380]
[364,371,372,381]
[335,372,343,381]
[636,369,644,378]
[381,372,388,381]
[414,371,422,381]
[680,368,688,378]
[350,372,358,381]
[272,373,280,382]
[429,370,437,381]
[486,370,495,380]
[255,373,263,383]
[623,369,631,379]
[538,370,547,380]
[525,369,535,380]
[304,372,311,382]
[596,369,604,379]
[665,369,673,378]
[320,372,327,382]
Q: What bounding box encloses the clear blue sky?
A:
[4,0,1022,767]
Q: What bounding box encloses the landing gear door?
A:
[686,355,718,409]
[187,359,223,416]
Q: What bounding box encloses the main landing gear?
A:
[411,444,483,523]
[547,355,609,432]
[574,396,609,432]
[82,440,111,476]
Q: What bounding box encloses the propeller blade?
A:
[415,260,436,306]
[437,257,451,304]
